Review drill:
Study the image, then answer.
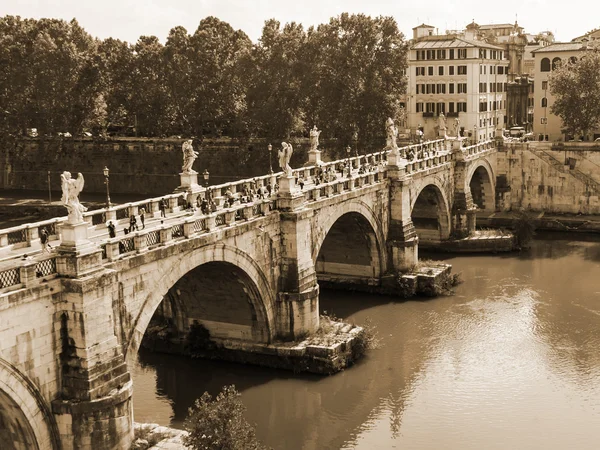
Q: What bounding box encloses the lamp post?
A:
[103,166,111,209]
[346,146,351,176]
[202,169,210,187]
[268,143,273,174]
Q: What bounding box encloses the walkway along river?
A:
[131,233,600,450]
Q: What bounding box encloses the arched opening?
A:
[540,57,550,72]
[569,56,578,64]
[541,97,548,107]
[411,185,450,244]
[315,212,381,284]
[0,389,39,450]
[469,166,495,213]
[142,261,270,352]
[552,57,562,70]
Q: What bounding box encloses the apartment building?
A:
[407,25,509,142]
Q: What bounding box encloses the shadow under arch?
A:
[466,159,496,213]
[312,199,387,277]
[125,243,276,366]
[0,359,61,450]
[410,179,452,242]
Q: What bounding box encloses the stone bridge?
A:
[0,138,496,449]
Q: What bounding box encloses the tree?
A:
[549,49,600,139]
[183,385,266,450]
[304,14,409,150]
[246,19,308,139]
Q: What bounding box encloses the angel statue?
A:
[61,171,87,224]
[278,142,293,176]
[309,125,321,151]
[181,139,199,173]
[385,117,398,149]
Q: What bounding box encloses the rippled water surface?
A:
[131,235,600,450]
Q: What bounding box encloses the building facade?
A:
[532,41,600,141]
[407,26,509,142]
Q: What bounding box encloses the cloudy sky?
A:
[3,0,594,43]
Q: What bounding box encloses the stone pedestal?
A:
[387,147,408,180]
[307,149,322,166]
[56,222,103,277]
[277,175,305,211]
[178,171,199,190]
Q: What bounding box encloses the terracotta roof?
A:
[412,23,435,29]
[531,42,588,53]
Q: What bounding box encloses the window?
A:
[428,66,434,76]
[479,49,487,59]
[416,84,425,94]
[552,57,561,70]
[541,117,548,124]
[449,66,455,75]
[437,83,446,94]
[458,49,467,59]
[490,65,495,74]
[479,82,487,93]
[569,56,578,64]
[436,102,445,115]
[438,66,444,76]
[426,102,435,113]
[458,65,467,75]
[449,49,455,59]
[449,83,455,94]
[498,66,504,75]
[437,49,446,59]
[458,102,467,112]
[416,67,426,76]
[426,84,432,94]
[448,102,455,113]
[542,81,548,90]
[479,102,488,112]
[540,57,551,72]
[416,102,424,112]
[426,50,434,60]
[541,97,548,107]
[458,83,467,93]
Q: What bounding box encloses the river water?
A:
[131,234,600,450]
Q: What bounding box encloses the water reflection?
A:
[132,237,600,450]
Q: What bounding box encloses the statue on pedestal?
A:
[385,117,398,149]
[438,112,447,137]
[278,142,293,176]
[61,171,87,224]
[181,139,199,173]
[453,118,461,137]
[309,125,321,151]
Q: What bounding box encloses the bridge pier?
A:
[387,154,419,271]
[52,251,133,450]
[277,181,320,339]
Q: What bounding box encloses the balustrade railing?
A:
[0,267,20,289]
[35,258,57,278]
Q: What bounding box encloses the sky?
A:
[2,0,597,44]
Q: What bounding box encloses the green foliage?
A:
[131,427,171,450]
[512,210,537,249]
[0,13,408,145]
[183,385,266,450]
[549,48,600,138]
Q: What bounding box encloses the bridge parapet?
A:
[461,140,496,160]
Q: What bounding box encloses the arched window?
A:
[540,57,551,72]
[541,98,548,107]
[569,56,578,64]
[552,57,562,70]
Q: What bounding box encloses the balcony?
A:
[422,112,434,118]
[446,112,459,117]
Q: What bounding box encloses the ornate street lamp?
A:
[268,143,273,174]
[103,166,111,209]
[203,169,210,187]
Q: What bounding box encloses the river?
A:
[131,234,600,450]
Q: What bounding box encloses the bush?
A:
[512,211,537,249]
[183,385,266,450]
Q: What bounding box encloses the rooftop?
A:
[412,37,505,50]
[531,42,589,53]
[413,23,435,30]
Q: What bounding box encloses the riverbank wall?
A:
[496,142,600,214]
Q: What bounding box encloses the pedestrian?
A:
[40,228,51,253]
[139,208,146,229]
[159,198,167,218]
[298,178,304,190]
[107,221,116,238]
[200,197,208,215]
[266,183,272,196]
[129,214,138,232]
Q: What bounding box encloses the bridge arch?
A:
[125,243,276,364]
[0,359,60,450]
[312,199,386,278]
[410,178,452,241]
[466,159,496,213]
